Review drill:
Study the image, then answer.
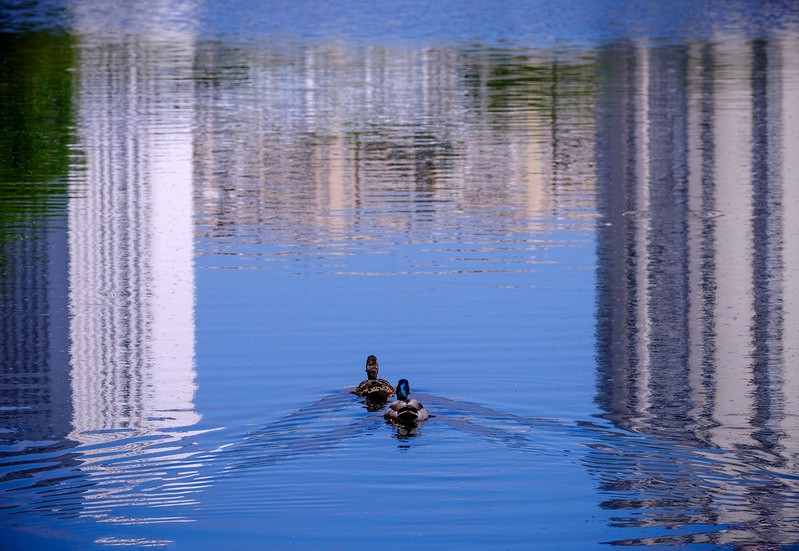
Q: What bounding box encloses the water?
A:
[2,1,799,549]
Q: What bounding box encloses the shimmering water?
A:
[2,2,799,549]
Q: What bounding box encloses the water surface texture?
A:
[2,2,799,549]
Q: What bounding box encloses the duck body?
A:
[355,378,395,402]
[355,355,395,403]
[384,379,428,425]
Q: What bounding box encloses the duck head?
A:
[365,355,379,380]
[396,378,410,401]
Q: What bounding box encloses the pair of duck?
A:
[354,355,429,424]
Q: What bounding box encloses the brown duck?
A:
[354,355,395,403]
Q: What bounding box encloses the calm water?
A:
[2,1,799,549]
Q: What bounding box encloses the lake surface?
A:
[2,1,799,549]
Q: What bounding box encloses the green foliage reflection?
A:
[0,31,74,234]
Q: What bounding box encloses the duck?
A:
[384,379,428,424]
[354,355,395,404]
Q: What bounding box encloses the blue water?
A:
[3,1,799,549]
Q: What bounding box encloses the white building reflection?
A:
[62,3,203,523]
[778,31,799,454]
[69,36,199,446]
[595,34,799,544]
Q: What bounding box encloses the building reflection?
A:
[594,34,799,545]
[0,33,79,521]
[193,44,597,268]
[69,25,200,447]
[0,9,204,525]
[4,18,798,544]
[0,32,75,448]
[0,224,72,444]
[61,6,204,521]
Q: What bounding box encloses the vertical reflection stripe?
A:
[68,36,200,445]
